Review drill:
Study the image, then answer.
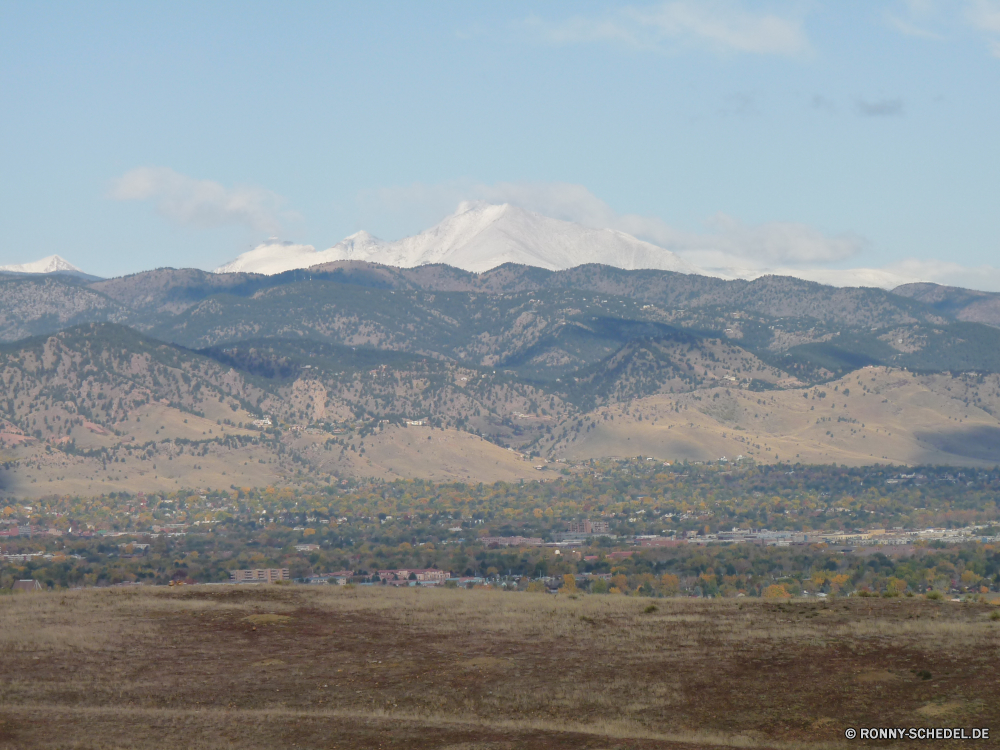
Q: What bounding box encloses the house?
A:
[294,544,320,552]
[11,579,42,592]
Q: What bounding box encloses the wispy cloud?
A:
[885,1,1000,57]
[886,0,946,39]
[110,167,288,234]
[886,14,945,39]
[966,0,1000,55]
[529,1,811,57]
[855,98,905,117]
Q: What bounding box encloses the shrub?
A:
[925,591,943,600]
[644,604,658,614]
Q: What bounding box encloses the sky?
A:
[1,1,999,288]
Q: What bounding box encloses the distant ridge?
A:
[214,201,701,276]
[893,282,1000,329]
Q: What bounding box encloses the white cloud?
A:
[529,1,811,57]
[966,0,1000,55]
[883,2,1000,57]
[110,167,287,234]
[886,16,944,39]
[885,0,947,39]
[887,1,1000,56]
[967,0,1000,31]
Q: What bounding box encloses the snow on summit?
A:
[213,240,324,275]
[214,202,701,276]
[0,255,82,274]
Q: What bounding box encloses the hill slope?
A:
[2,325,1000,498]
[556,367,1000,468]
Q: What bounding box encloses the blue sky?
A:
[1,1,999,287]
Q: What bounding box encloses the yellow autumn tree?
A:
[763,584,791,599]
[829,574,851,593]
[885,577,908,596]
[659,573,680,595]
[960,570,980,586]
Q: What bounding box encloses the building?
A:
[228,568,289,583]
[11,579,42,592]
[303,570,353,585]
[294,544,320,552]
[567,520,610,534]
[480,536,544,547]
[640,538,684,548]
[377,568,449,586]
[608,550,635,560]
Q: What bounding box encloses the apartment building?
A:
[228,568,290,583]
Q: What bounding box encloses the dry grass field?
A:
[0,586,997,749]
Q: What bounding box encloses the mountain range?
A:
[2,206,1000,497]
[2,203,991,297]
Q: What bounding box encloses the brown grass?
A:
[563,367,1000,466]
[0,587,995,749]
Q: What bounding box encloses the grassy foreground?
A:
[0,586,996,749]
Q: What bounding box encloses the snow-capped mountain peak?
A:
[214,202,702,276]
[328,231,387,261]
[0,254,82,274]
[213,240,322,275]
